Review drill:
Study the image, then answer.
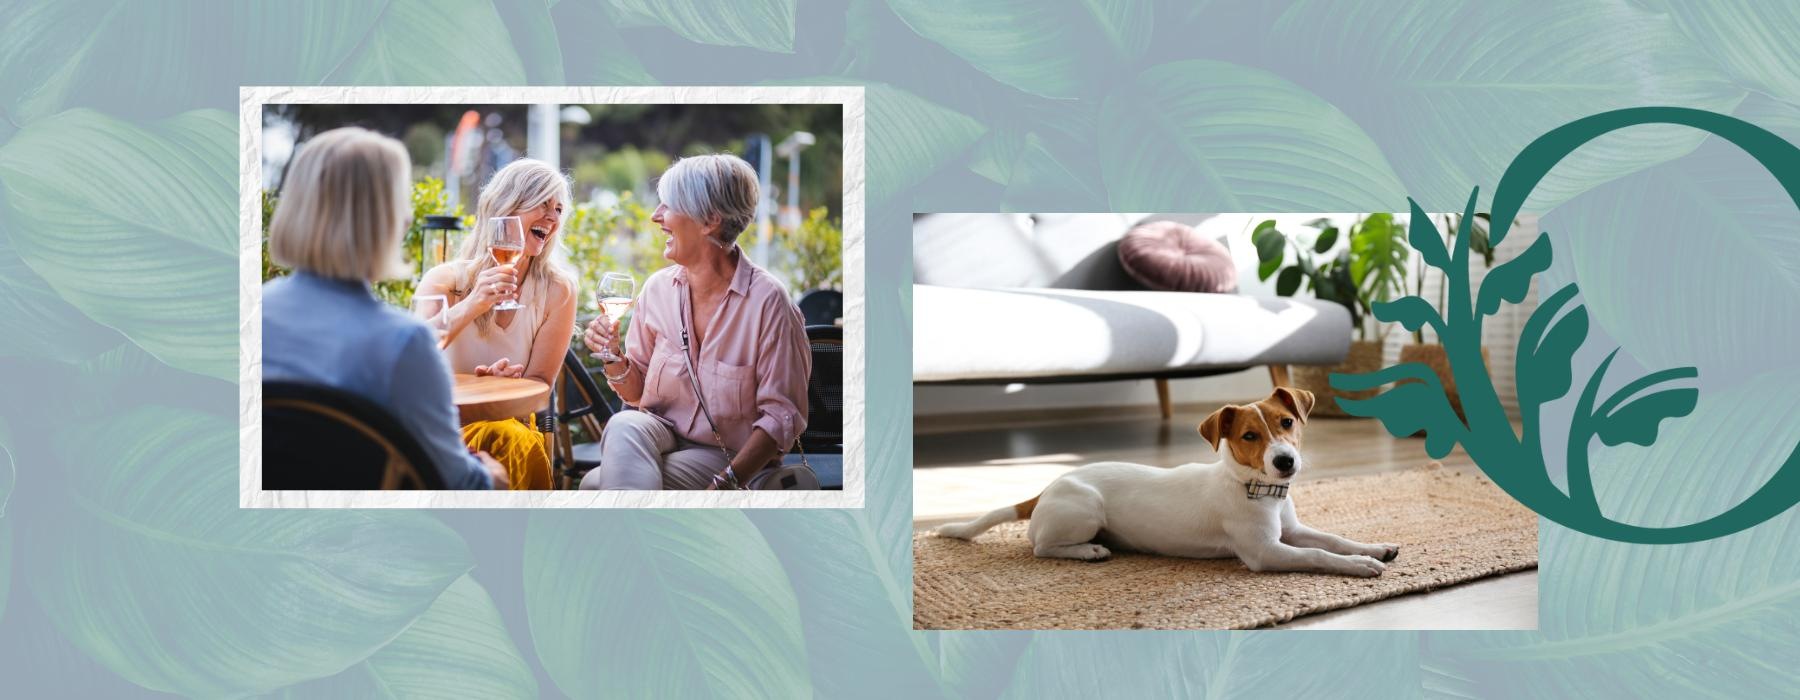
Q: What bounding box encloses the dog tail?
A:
[935,496,1039,540]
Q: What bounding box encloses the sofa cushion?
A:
[1118,220,1237,293]
[912,285,1352,382]
[912,214,1057,288]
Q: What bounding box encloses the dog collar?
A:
[1245,480,1289,500]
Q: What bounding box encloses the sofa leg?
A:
[1155,378,1172,420]
[1268,364,1291,388]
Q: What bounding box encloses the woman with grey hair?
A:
[580,154,814,490]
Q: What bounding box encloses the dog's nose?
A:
[1273,455,1295,474]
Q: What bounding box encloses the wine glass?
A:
[411,294,449,348]
[489,216,526,311]
[591,272,637,362]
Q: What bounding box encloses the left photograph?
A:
[241,87,863,508]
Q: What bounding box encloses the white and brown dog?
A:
[935,388,1399,577]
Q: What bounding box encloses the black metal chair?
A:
[264,381,445,490]
[796,289,843,327]
[784,324,844,489]
[554,348,617,488]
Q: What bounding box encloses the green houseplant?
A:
[1252,214,1408,414]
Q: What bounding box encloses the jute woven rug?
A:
[914,463,1536,630]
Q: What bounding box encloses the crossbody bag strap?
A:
[677,288,810,481]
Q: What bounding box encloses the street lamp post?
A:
[775,131,815,230]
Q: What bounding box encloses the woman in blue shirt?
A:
[263,126,508,489]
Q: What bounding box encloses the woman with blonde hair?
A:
[263,126,508,489]
[416,158,578,489]
[580,154,813,490]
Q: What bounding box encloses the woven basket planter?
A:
[1290,340,1385,417]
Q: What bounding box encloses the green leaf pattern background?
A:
[0,0,1793,696]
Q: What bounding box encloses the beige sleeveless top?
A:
[443,263,553,374]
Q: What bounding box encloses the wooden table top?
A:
[452,374,549,424]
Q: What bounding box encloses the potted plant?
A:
[1400,212,1503,422]
[1252,214,1409,415]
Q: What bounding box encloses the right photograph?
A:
[912,213,1540,630]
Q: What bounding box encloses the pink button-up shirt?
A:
[624,249,811,455]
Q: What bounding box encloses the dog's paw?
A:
[1371,544,1400,563]
[1075,543,1112,561]
[1343,555,1386,577]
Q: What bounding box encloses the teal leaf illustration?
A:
[1425,369,1800,694]
[749,509,941,699]
[1516,286,1588,406]
[3,1,530,121]
[0,109,234,381]
[0,225,123,362]
[1641,0,1800,106]
[327,0,530,84]
[1406,199,1449,270]
[1476,232,1552,317]
[994,132,1107,210]
[885,0,1152,99]
[772,78,984,205]
[1555,95,1800,389]
[1001,632,1418,697]
[1099,60,1408,211]
[1332,364,1465,457]
[524,510,809,698]
[491,0,566,84]
[1370,296,1443,334]
[551,0,655,84]
[270,575,537,699]
[604,0,797,53]
[936,632,1031,699]
[1266,1,1744,214]
[29,407,473,697]
[1594,387,1699,449]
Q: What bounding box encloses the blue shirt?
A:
[263,272,492,489]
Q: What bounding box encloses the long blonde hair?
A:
[269,127,411,282]
[454,158,577,336]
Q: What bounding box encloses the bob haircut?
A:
[656,153,760,246]
[268,127,412,282]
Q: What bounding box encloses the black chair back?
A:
[263,381,445,490]
[797,289,843,327]
[800,325,843,452]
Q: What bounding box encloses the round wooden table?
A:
[453,374,549,424]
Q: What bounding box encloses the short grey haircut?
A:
[269,127,412,282]
[656,154,760,245]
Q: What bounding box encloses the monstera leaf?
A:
[0,109,234,381]
[605,0,796,53]
[269,575,537,699]
[29,407,472,697]
[885,0,1152,99]
[1099,60,1408,211]
[524,510,810,698]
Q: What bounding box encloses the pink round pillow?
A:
[1117,221,1237,293]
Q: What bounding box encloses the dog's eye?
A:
[1241,432,1258,441]
[1281,418,1294,429]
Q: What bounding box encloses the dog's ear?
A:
[1198,406,1236,451]
[1274,387,1315,424]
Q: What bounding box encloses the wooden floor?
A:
[914,401,1538,630]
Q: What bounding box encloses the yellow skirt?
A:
[462,415,552,490]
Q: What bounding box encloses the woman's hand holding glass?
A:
[583,312,625,365]
[469,263,520,314]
